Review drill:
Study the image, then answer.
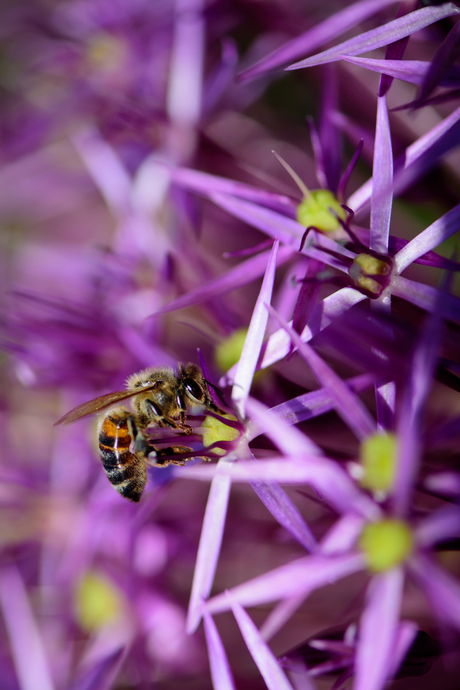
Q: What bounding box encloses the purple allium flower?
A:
[189,299,460,688]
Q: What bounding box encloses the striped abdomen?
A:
[98,409,147,502]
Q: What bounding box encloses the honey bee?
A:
[55,364,222,502]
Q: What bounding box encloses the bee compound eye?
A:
[183,378,204,403]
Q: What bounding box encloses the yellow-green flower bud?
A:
[349,253,393,298]
[360,432,397,493]
[75,571,125,632]
[297,190,346,233]
[215,329,247,372]
[359,519,413,572]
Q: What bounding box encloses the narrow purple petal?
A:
[395,87,460,109]
[166,0,204,126]
[259,594,308,643]
[170,165,296,215]
[399,249,460,271]
[370,102,396,435]
[154,245,293,315]
[287,4,460,71]
[374,380,395,434]
[232,240,279,417]
[395,203,460,274]
[238,0,400,81]
[425,471,460,498]
[69,649,125,690]
[419,21,460,101]
[229,600,295,690]
[202,38,238,115]
[206,553,365,613]
[391,104,460,196]
[291,258,324,338]
[415,506,460,549]
[370,96,393,254]
[393,287,443,518]
[379,2,411,97]
[210,192,302,246]
[387,620,418,680]
[409,554,460,631]
[181,457,351,482]
[342,56,433,85]
[203,612,236,690]
[391,276,460,323]
[187,469,232,633]
[249,480,318,552]
[0,567,55,690]
[72,130,132,212]
[289,669,317,690]
[245,395,320,457]
[354,568,404,690]
[260,373,375,430]
[320,514,367,555]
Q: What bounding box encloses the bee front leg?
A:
[142,401,192,434]
[161,417,193,434]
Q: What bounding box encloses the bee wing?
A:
[54,388,145,426]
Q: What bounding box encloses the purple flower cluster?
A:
[1,1,460,688]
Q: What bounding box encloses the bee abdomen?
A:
[103,455,147,502]
[98,412,147,502]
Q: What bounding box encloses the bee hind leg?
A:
[148,445,193,467]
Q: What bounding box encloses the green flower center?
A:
[297,189,346,233]
[360,432,397,492]
[215,329,247,372]
[75,571,125,632]
[202,414,240,455]
[359,519,413,572]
